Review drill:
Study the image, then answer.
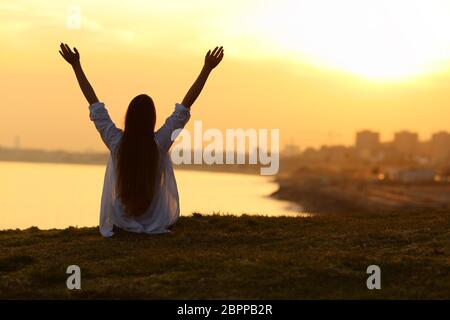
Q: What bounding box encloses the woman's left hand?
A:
[59,43,80,66]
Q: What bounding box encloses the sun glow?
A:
[1,0,450,151]
[241,0,450,81]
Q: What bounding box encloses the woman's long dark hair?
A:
[116,94,160,217]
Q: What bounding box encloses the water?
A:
[0,161,304,230]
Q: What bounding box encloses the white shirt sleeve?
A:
[155,103,191,153]
[89,102,123,151]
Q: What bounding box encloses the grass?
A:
[0,211,449,299]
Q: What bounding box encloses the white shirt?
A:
[89,102,191,237]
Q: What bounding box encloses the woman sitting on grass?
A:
[59,43,224,237]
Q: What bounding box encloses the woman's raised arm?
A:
[59,43,99,105]
[181,46,224,109]
[59,43,122,151]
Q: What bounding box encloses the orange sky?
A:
[1,0,450,152]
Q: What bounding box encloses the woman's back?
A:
[89,102,191,237]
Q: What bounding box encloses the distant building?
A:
[355,130,380,160]
[393,131,418,156]
[356,130,379,150]
[431,131,450,164]
[315,145,351,163]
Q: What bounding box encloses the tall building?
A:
[356,130,379,150]
[355,130,380,160]
[393,131,418,156]
[431,131,450,164]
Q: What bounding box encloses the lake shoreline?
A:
[271,178,371,214]
[1,212,449,299]
[270,175,450,215]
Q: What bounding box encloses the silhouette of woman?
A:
[59,43,224,237]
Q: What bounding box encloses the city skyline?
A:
[4,127,450,154]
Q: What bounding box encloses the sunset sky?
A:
[1,0,450,151]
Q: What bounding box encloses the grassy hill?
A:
[0,211,449,299]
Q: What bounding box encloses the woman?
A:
[59,43,224,237]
